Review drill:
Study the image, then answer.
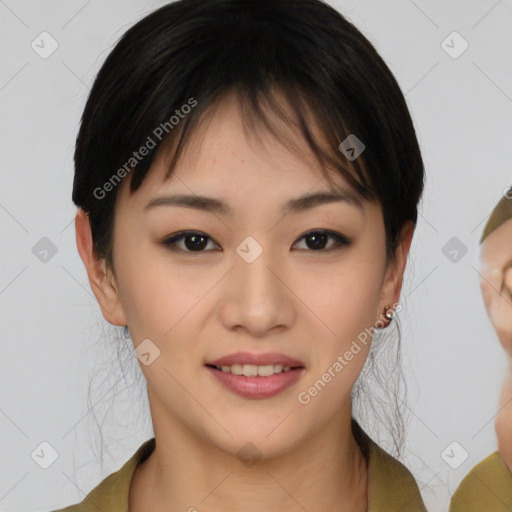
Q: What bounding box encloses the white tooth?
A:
[231,364,243,375]
[219,363,295,376]
[243,364,258,377]
[258,364,275,376]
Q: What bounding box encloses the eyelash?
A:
[160,230,352,254]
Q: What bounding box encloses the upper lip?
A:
[206,352,305,368]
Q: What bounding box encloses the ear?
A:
[75,209,127,327]
[377,221,415,320]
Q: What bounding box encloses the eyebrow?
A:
[144,188,364,217]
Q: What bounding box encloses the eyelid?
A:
[161,230,221,253]
[292,229,352,250]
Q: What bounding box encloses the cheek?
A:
[289,259,384,395]
[298,259,384,337]
[114,249,211,342]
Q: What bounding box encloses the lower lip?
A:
[205,366,305,399]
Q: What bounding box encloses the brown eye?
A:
[293,230,352,252]
[161,229,352,255]
[161,231,220,253]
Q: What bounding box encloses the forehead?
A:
[120,91,366,209]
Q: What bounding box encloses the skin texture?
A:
[75,91,414,512]
[480,218,512,473]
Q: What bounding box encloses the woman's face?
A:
[480,218,512,353]
[77,92,411,459]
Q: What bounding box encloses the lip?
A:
[205,365,305,399]
[205,352,306,399]
[206,351,305,368]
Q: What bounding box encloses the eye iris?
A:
[185,234,208,251]
[307,233,328,250]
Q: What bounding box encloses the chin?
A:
[208,420,304,459]
[218,435,301,464]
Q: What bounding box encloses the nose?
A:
[218,244,296,338]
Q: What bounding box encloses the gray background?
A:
[1,1,512,511]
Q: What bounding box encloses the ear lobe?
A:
[74,209,127,327]
[378,221,415,313]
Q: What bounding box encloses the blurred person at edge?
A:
[450,190,512,511]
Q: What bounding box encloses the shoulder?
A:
[367,440,427,511]
[352,420,427,512]
[50,438,156,512]
[449,451,512,512]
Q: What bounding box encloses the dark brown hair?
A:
[72,0,424,275]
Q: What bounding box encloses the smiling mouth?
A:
[205,363,303,377]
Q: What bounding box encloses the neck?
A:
[130,399,368,512]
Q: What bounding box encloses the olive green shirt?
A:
[52,422,426,511]
[449,451,512,512]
